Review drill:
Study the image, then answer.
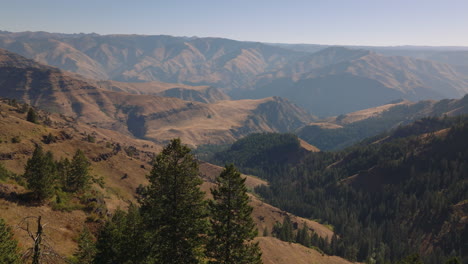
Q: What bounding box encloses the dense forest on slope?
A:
[208,117,468,263]
[209,133,305,178]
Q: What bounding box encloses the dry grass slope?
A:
[0,99,346,263]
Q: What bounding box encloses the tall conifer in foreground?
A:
[207,164,262,264]
[140,138,207,264]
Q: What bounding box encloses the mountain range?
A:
[0,48,314,146]
[0,30,466,263]
[1,31,468,116]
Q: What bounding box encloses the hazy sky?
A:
[1,0,467,46]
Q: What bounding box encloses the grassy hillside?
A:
[0,98,343,263]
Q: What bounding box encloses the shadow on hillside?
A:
[0,185,44,207]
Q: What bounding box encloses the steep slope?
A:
[0,100,340,263]
[0,35,108,80]
[297,95,468,150]
[215,118,468,263]
[0,48,314,146]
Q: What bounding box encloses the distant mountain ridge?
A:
[245,47,468,115]
[1,31,468,117]
[0,31,305,89]
[0,48,314,146]
[297,95,468,150]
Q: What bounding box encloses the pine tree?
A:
[279,215,294,242]
[26,107,38,123]
[93,207,147,264]
[207,164,262,264]
[94,210,126,264]
[140,139,208,264]
[24,145,57,201]
[0,218,21,264]
[66,149,91,192]
[397,254,424,264]
[56,157,71,189]
[73,226,96,264]
[296,223,311,247]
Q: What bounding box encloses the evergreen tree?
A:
[279,215,294,242]
[0,218,21,264]
[93,207,147,264]
[140,139,208,264]
[24,145,57,201]
[66,149,91,192]
[207,164,262,264]
[56,157,71,189]
[396,254,424,264]
[26,107,38,123]
[94,210,127,264]
[73,226,96,264]
[296,223,311,247]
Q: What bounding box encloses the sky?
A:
[1,0,467,46]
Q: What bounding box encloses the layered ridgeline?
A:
[1,31,468,116]
[0,48,314,146]
[0,98,351,264]
[207,121,467,264]
[246,47,468,116]
[273,43,468,69]
[297,95,468,150]
[0,31,304,88]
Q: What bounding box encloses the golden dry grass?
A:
[335,100,410,124]
[257,237,353,264]
[0,100,341,263]
[299,138,320,152]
